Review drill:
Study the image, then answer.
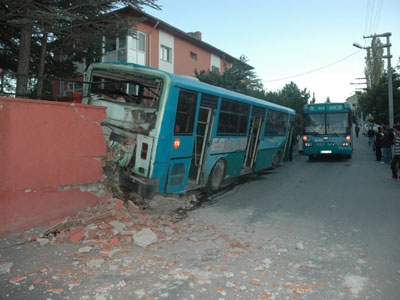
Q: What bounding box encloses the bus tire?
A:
[271,151,281,169]
[206,159,226,194]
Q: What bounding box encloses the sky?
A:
[144,0,400,103]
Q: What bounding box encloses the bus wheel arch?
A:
[206,158,226,194]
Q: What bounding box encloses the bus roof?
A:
[88,62,296,115]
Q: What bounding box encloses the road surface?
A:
[1,133,399,300]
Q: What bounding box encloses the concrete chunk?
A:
[133,228,158,248]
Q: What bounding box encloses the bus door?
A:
[189,107,213,184]
[283,118,294,161]
[189,94,218,186]
[243,114,263,169]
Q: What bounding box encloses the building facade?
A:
[102,6,251,75]
[57,6,250,99]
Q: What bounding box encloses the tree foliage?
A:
[195,55,265,98]
[359,70,400,125]
[266,82,310,136]
[365,37,384,88]
[0,0,160,97]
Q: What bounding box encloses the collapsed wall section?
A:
[0,97,109,236]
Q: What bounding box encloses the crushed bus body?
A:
[83,62,295,199]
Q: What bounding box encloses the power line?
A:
[262,51,361,83]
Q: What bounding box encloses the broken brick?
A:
[9,275,27,285]
[110,237,120,247]
[137,214,148,222]
[249,279,261,286]
[68,227,86,243]
[69,277,82,289]
[58,266,71,276]
[113,198,124,211]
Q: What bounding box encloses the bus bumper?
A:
[120,173,159,199]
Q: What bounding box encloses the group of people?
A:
[366,123,400,180]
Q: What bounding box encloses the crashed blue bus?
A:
[83,62,295,198]
[302,102,353,159]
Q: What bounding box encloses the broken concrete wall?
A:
[0,97,109,236]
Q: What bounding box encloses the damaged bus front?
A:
[83,63,168,198]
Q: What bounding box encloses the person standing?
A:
[367,126,375,151]
[355,124,360,138]
[375,127,383,161]
[390,124,400,180]
[382,126,391,164]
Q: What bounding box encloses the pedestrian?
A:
[389,124,400,180]
[355,124,360,138]
[367,126,375,151]
[374,127,383,161]
[382,125,391,164]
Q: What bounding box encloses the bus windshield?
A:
[88,69,162,109]
[304,113,350,135]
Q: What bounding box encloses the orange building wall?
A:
[0,97,109,236]
[174,39,212,76]
[136,23,160,69]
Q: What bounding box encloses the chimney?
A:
[188,31,202,40]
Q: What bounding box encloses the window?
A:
[190,51,197,61]
[304,113,325,135]
[105,33,126,52]
[326,113,349,134]
[217,99,249,135]
[265,110,288,136]
[174,90,198,134]
[161,45,172,62]
[136,32,145,52]
[67,82,83,92]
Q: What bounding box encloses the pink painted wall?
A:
[0,97,109,236]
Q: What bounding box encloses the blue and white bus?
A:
[83,62,295,198]
[302,102,353,159]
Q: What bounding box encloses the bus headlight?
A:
[341,142,350,147]
[304,142,313,147]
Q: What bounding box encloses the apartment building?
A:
[104,6,251,75]
[58,6,251,99]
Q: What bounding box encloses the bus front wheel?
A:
[206,159,226,194]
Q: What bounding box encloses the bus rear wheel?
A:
[206,159,225,194]
[271,151,281,169]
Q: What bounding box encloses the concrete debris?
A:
[0,261,13,274]
[36,237,50,246]
[78,246,93,253]
[133,228,158,248]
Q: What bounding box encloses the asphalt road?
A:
[1,133,399,300]
[188,132,400,299]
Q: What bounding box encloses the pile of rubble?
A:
[0,197,194,297]
[40,198,179,249]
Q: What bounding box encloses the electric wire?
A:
[262,51,361,83]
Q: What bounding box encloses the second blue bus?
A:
[302,102,353,159]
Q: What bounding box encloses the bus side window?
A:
[174,90,198,134]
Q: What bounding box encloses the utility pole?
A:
[363,32,394,128]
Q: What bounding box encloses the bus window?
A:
[304,113,325,134]
[265,110,288,136]
[326,113,349,134]
[174,90,198,134]
[217,99,249,135]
